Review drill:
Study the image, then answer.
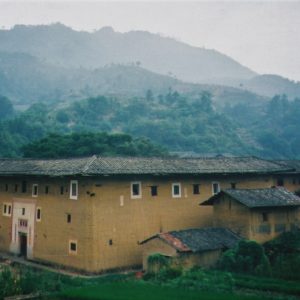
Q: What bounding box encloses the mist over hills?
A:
[0,23,300,159]
[0,23,255,83]
[0,52,266,108]
[0,23,299,101]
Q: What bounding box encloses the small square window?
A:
[277,178,284,187]
[172,183,181,198]
[212,182,220,195]
[32,184,38,197]
[67,214,72,223]
[69,240,77,254]
[45,186,49,194]
[36,207,41,221]
[70,180,78,200]
[22,181,27,193]
[3,203,12,217]
[151,186,158,196]
[262,212,269,222]
[193,184,200,195]
[131,182,142,199]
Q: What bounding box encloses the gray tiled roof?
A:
[0,156,292,176]
[203,187,300,208]
[163,228,240,252]
[276,160,300,173]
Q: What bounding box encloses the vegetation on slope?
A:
[22,132,168,158]
[1,92,300,158]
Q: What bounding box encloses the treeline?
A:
[22,132,168,158]
[0,91,300,158]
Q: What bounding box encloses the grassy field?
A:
[59,281,267,300]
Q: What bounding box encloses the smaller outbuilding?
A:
[140,227,240,271]
[201,187,300,243]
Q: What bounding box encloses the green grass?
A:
[60,281,267,300]
[233,273,300,296]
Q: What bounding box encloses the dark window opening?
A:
[21,181,27,193]
[109,239,113,246]
[262,212,269,222]
[231,183,236,189]
[22,208,25,216]
[132,183,140,196]
[60,186,64,195]
[5,184,8,192]
[193,184,200,195]
[8,205,11,215]
[45,186,49,194]
[173,184,180,196]
[37,208,41,220]
[14,184,18,192]
[71,183,77,197]
[151,186,158,196]
[277,178,284,186]
[67,214,72,223]
[212,183,220,195]
[70,242,77,252]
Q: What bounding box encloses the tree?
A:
[0,95,14,119]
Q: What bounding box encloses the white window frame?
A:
[3,203,12,217]
[69,239,78,255]
[172,183,181,198]
[70,180,78,200]
[36,207,42,222]
[32,184,38,197]
[212,182,220,195]
[131,181,142,199]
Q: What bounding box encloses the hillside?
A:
[0,52,267,107]
[0,24,256,84]
[2,92,299,159]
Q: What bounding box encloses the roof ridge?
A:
[82,155,98,173]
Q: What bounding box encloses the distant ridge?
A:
[0,23,256,83]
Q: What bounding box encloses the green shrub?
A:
[218,240,271,277]
[0,267,20,299]
[147,254,170,275]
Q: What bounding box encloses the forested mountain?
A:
[1,93,299,159]
[0,24,255,84]
[0,52,266,107]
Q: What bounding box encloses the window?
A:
[262,212,269,222]
[231,183,236,189]
[3,203,12,217]
[193,184,200,195]
[212,182,220,195]
[70,180,78,200]
[67,214,72,223]
[5,184,8,192]
[60,186,64,195]
[277,178,284,187]
[22,208,25,215]
[131,182,142,199]
[109,239,113,246]
[172,183,181,198]
[14,184,18,192]
[150,186,158,196]
[45,186,49,194]
[69,240,77,254]
[32,184,38,197]
[19,219,28,228]
[21,181,27,193]
[36,207,41,221]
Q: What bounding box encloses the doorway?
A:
[19,233,27,258]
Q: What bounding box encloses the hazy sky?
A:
[0,1,300,81]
